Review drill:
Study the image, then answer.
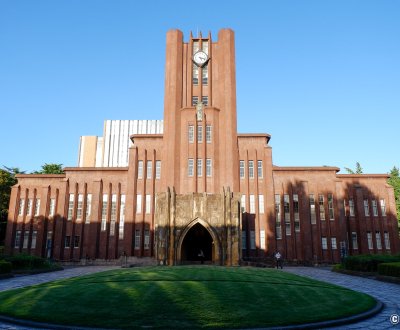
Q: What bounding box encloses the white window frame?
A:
[101,194,108,231]
[248,160,254,179]
[188,125,194,143]
[147,160,152,179]
[155,160,161,179]
[239,160,245,179]
[67,194,74,221]
[49,198,56,217]
[319,194,325,221]
[145,194,151,214]
[375,231,382,250]
[321,237,328,250]
[250,230,256,250]
[197,158,203,177]
[119,195,126,239]
[372,200,378,216]
[206,158,212,177]
[310,194,316,224]
[197,125,203,143]
[331,237,337,250]
[352,232,358,250]
[258,195,264,214]
[249,195,255,213]
[26,199,33,216]
[349,198,355,217]
[138,160,144,179]
[134,230,141,249]
[257,160,263,178]
[31,231,37,249]
[241,194,246,212]
[260,230,265,250]
[364,199,370,217]
[328,194,334,220]
[18,199,25,216]
[34,198,41,216]
[206,125,212,143]
[384,231,390,249]
[136,194,142,214]
[85,194,92,223]
[367,232,373,250]
[380,199,386,216]
[76,194,83,220]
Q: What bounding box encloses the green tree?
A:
[32,163,64,174]
[388,166,400,223]
[344,162,363,174]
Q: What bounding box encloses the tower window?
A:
[248,161,254,178]
[147,160,152,179]
[188,125,194,143]
[197,125,203,143]
[197,159,203,177]
[193,64,199,85]
[202,65,208,85]
[206,159,212,177]
[188,159,194,177]
[202,96,208,106]
[239,161,245,178]
[156,160,161,179]
[192,96,199,106]
[257,160,263,178]
[206,125,212,143]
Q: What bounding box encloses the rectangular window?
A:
[293,194,300,232]
[145,194,151,214]
[188,125,194,143]
[192,95,199,106]
[258,195,264,214]
[239,160,245,179]
[206,159,212,177]
[188,159,194,177]
[119,195,126,239]
[375,231,382,250]
[15,230,21,248]
[275,194,282,239]
[331,237,337,250]
[202,96,208,105]
[310,194,316,224]
[250,231,256,250]
[34,198,40,216]
[193,64,199,85]
[284,194,291,235]
[18,199,25,216]
[67,194,74,221]
[328,194,334,220]
[138,160,143,179]
[27,199,33,216]
[202,65,208,85]
[197,159,203,177]
[380,199,386,216]
[74,236,80,248]
[349,198,355,216]
[257,160,263,178]
[249,195,255,213]
[367,232,373,250]
[136,194,142,214]
[65,235,71,248]
[49,198,56,217]
[321,237,328,250]
[155,160,161,179]
[76,194,83,220]
[202,40,208,54]
[372,200,378,216]
[85,194,92,223]
[31,231,37,249]
[352,232,358,250]
[260,230,265,250]
[241,194,246,212]
[206,125,212,143]
[147,161,152,179]
[384,231,390,250]
[248,161,254,179]
[110,194,117,236]
[364,199,370,216]
[101,194,108,231]
[144,230,150,250]
[319,195,325,221]
[134,230,141,249]
[23,231,29,249]
[242,230,247,250]
[197,125,203,143]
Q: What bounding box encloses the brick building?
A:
[5,29,399,265]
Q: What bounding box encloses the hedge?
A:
[0,260,12,274]
[5,254,49,270]
[378,262,400,278]
[343,254,400,272]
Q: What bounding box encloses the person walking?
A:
[274,251,283,269]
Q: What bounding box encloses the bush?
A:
[378,262,400,278]
[0,260,12,274]
[5,254,49,270]
[343,254,400,272]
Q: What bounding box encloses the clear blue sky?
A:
[0,1,399,174]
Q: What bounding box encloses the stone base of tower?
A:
[154,188,241,266]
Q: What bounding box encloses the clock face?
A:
[193,51,208,66]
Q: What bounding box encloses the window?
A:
[202,65,208,85]
[74,236,80,248]
[319,195,325,221]
[67,194,74,220]
[31,231,37,249]
[309,194,316,224]
[328,194,334,220]
[372,200,378,216]
[147,161,152,179]
[138,161,143,179]
[367,232,373,250]
[343,199,347,216]
[257,160,263,178]
[193,64,199,85]
[202,96,208,105]
[110,194,117,236]
[136,195,142,214]
[375,231,382,250]
[258,195,264,214]
[331,237,337,250]
[18,199,25,216]
[134,230,141,249]
[155,160,161,179]
[15,230,21,248]
[241,194,246,212]
[34,198,40,216]
[248,160,254,179]
[250,231,256,250]
[85,194,92,223]
[349,198,355,216]
[380,199,386,216]
[206,125,212,143]
[249,195,255,213]
[197,159,203,177]
[284,194,291,235]
[202,40,208,53]
[192,96,199,106]
[384,232,390,250]
[351,232,358,250]
[49,198,56,217]
[275,194,282,239]
[119,195,126,239]
[363,199,370,216]
[101,194,108,231]
[260,230,266,250]
[144,230,150,250]
[65,235,71,248]
[188,159,194,177]
[27,199,33,216]
[206,159,212,177]
[145,195,151,214]
[76,194,83,220]
[293,194,300,232]
[23,231,29,249]
[239,160,245,178]
[197,125,203,143]
[321,237,328,250]
[188,125,194,143]
[242,230,247,250]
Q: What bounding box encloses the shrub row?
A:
[0,260,12,274]
[378,262,400,278]
[343,254,400,272]
[4,254,50,270]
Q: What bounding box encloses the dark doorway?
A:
[181,223,213,263]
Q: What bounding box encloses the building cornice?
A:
[273,166,340,172]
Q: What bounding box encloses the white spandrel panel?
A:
[95,137,103,167]
[103,120,111,167]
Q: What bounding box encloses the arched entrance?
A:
[181,223,213,264]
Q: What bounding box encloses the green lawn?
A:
[0,266,376,329]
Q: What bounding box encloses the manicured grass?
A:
[0,266,376,329]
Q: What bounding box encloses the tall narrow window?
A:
[376,231,382,250]
[193,64,199,85]
[188,159,194,177]
[110,194,117,236]
[250,231,256,250]
[249,195,255,213]
[275,195,282,239]
[319,195,325,221]
[138,161,143,179]
[67,194,74,221]
[34,198,40,216]
[309,194,316,224]
[384,232,390,249]
[206,159,212,177]
[328,194,334,220]
[134,229,141,249]
[248,160,254,179]
[293,194,300,232]
[349,198,355,216]
[331,237,337,250]
[136,194,142,214]
[363,199,370,216]
[49,198,56,217]
[197,159,203,177]
[85,194,92,223]
[372,200,378,216]
[155,160,161,179]
[201,96,208,105]
[23,231,29,248]
[145,194,151,214]
[321,237,328,250]
[239,160,245,178]
[74,236,80,248]
[206,125,212,143]
[18,199,25,216]
[27,199,33,216]
[241,194,246,212]
[367,232,373,250]
[258,195,265,214]
[15,230,21,248]
[76,194,83,220]
[144,230,150,250]
[260,230,266,250]
[64,235,71,248]
[101,194,108,231]
[202,65,208,85]
[380,199,386,216]
[284,194,291,235]
[197,125,203,143]
[192,95,199,105]
[242,230,247,250]
[147,161,152,179]
[351,232,358,250]
[257,160,263,178]
[31,231,37,249]
[188,125,194,143]
[119,195,126,239]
